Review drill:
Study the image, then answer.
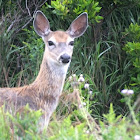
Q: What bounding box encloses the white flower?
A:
[79,104,82,108]
[134,135,140,140]
[121,89,128,94]
[72,74,76,77]
[78,74,85,82]
[121,89,134,95]
[84,83,89,89]
[86,130,90,134]
[127,89,134,95]
[82,102,86,106]
[69,76,72,81]
[89,90,93,94]
[79,102,86,108]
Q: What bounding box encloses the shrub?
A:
[123,23,140,94]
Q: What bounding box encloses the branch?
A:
[26,0,31,16]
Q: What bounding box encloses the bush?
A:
[123,23,140,96]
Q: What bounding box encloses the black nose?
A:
[60,53,71,64]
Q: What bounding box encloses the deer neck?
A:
[32,56,69,98]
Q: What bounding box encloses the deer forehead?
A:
[48,31,74,43]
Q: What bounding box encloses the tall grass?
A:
[68,7,140,117]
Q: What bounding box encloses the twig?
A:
[17,0,26,13]
[26,0,31,16]
[21,17,33,29]
[7,20,16,33]
[38,0,48,8]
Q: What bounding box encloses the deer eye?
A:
[48,41,55,46]
[48,41,55,50]
[69,41,74,46]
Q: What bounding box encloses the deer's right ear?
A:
[66,12,88,38]
[33,11,50,37]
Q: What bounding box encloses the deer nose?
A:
[60,53,71,64]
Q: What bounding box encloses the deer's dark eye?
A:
[48,41,55,46]
[69,41,74,46]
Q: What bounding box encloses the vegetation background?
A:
[0,0,140,139]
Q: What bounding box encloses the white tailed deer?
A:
[0,11,88,127]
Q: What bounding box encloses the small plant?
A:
[121,89,139,126]
[0,105,43,139]
[64,74,94,108]
[7,105,42,139]
[100,103,140,140]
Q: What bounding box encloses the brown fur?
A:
[46,31,70,42]
[0,52,66,125]
[0,11,88,127]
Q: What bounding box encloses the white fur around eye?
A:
[67,36,74,45]
[48,41,56,50]
[69,41,74,46]
[48,45,55,50]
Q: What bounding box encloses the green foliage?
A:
[49,116,94,140]
[123,23,140,88]
[47,0,103,24]
[98,0,140,8]
[7,105,42,138]
[0,0,46,87]
[0,105,42,139]
[16,28,44,80]
[0,95,139,139]
[0,107,11,139]
[0,31,16,87]
[124,23,140,42]
[7,28,44,85]
[124,42,140,69]
[103,104,122,124]
[100,103,139,140]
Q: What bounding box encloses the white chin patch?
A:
[56,62,69,75]
[48,58,70,75]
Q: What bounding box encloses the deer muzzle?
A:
[59,53,71,64]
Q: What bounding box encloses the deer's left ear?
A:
[66,12,88,38]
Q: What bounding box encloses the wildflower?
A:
[121,89,128,94]
[82,102,86,106]
[121,89,134,95]
[84,83,89,89]
[72,74,76,77]
[79,102,86,108]
[72,74,77,82]
[86,130,90,134]
[89,90,93,95]
[134,135,140,140]
[78,74,85,82]
[79,104,83,108]
[69,76,72,81]
[127,89,134,95]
